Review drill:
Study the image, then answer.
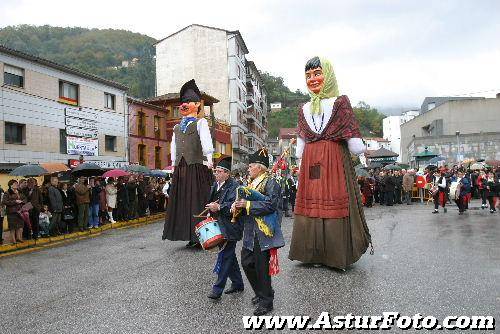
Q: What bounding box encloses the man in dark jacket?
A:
[231,149,285,316]
[384,171,395,206]
[48,177,64,235]
[127,176,139,219]
[137,175,148,217]
[27,178,43,239]
[116,177,129,221]
[394,170,403,204]
[205,157,243,300]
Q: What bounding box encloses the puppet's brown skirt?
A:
[288,144,371,269]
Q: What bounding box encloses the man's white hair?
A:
[251,163,268,172]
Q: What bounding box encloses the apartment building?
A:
[155,24,268,165]
[0,45,128,168]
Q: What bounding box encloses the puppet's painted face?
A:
[180,102,201,117]
[305,67,324,94]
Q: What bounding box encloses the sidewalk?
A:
[0,213,165,257]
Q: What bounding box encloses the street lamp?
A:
[456,131,460,162]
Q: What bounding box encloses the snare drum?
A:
[194,217,225,250]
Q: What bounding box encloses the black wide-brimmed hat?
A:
[248,148,270,168]
[216,157,232,171]
[180,79,201,103]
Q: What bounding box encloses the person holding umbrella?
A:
[2,180,25,243]
[75,177,90,231]
[105,178,117,223]
[48,176,64,235]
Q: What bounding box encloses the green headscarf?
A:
[307,57,339,115]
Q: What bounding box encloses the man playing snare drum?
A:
[205,157,244,299]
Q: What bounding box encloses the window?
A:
[4,64,24,88]
[137,112,146,136]
[104,93,115,110]
[427,102,435,111]
[105,135,117,152]
[59,81,78,105]
[238,87,242,101]
[154,146,162,169]
[173,106,180,118]
[5,122,25,145]
[59,129,67,153]
[138,144,147,166]
[237,66,241,79]
[154,115,161,139]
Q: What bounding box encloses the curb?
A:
[0,213,165,257]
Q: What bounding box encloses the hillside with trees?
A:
[262,71,386,138]
[0,25,156,98]
[0,25,385,136]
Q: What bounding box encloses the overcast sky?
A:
[1,0,500,110]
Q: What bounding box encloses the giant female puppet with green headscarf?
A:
[288,57,372,269]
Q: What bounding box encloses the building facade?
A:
[145,92,232,167]
[155,24,268,165]
[0,45,128,169]
[364,137,391,151]
[382,110,419,162]
[128,98,169,169]
[401,96,500,164]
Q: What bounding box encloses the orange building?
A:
[128,98,170,169]
[145,92,232,166]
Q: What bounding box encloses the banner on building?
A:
[67,136,99,156]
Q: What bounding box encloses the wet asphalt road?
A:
[0,200,498,333]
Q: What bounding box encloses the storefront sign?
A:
[89,161,128,169]
[369,157,397,162]
[65,107,98,121]
[66,126,98,138]
[66,117,98,130]
[67,136,98,156]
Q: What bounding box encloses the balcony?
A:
[246,106,257,122]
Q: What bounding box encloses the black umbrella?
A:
[368,162,383,169]
[355,168,370,177]
[71,163,104,177]
[121,164,151,175]
[9,164,48,177]
[384,164,402,171]
[425,164,438,171]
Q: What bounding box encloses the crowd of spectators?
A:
[357,165,500,215]
[0,175,171,244]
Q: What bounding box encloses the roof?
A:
[279,128,297,139]
[364,137,390,142]
[420,96,484,114]
[246,60,265,89]
[127,97,167,111]
[413,149,439,158]
[0,45,129,91]
[145,92,219,106]
[365,147,399,158]
[154,24,249,53]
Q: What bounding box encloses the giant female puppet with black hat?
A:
[288,57,373,269]
[162,79,215,247]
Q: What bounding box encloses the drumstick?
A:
[194,200,219,218]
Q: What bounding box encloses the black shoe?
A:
[207,292,221,300]
[254,305,273,316]
[432,210,438,214]
[224,286,244,294]
[251,296,260,305]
